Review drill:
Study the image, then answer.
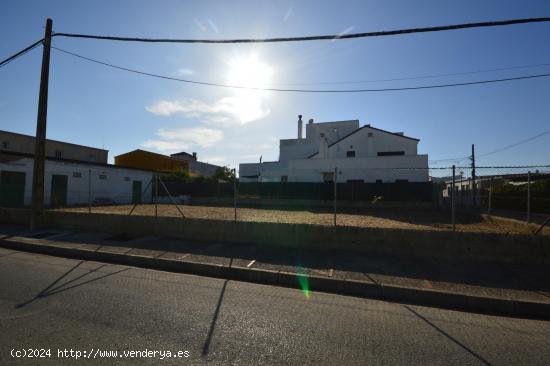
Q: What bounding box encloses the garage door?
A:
[0,171,26,207]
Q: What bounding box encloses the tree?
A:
[211,166,236,182]
[164,167,191,182]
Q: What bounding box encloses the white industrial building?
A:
[1,131,153,207]
[239,116,429,183]
[0,152,153,207]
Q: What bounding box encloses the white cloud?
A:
[141,127,223,154]
[195,19,208,33]
[208,19,219,34]
[141,140,191,152]
[283,7,293,21]
[200,156,226,164]
[146,96,270,126]
[178,68,194,75]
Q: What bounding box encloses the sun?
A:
[226,53,273,89]
[223,53,274,124]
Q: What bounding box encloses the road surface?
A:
[1,247,549,365]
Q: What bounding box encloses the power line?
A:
[51,17,550,44]
[0,39,43,68]
[273,62,550,86]
[52,46,550,93]
[478,128,550,157]
[429,156,470,163]
[430,128,550,162]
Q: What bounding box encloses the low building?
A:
[170,151,221,177]
[0,129,108,164]
[114,149,188,173]
[0,150,153,207]
[239,115,429,183]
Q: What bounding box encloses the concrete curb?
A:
[2,238,549,320]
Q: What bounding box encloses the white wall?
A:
[279,120,360,161]
[279,139,317,162]
[240,119,427,183]
[320,126,418,159]
[241,155,429,183]
[289,155,429,182]
[0,157,153,206]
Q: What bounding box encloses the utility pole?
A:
[471,144,476,207]
[527,171,531,223]
[233,168,237,222]
[333,167,337,227]
[452,165,456,231]
[30,18,53,230]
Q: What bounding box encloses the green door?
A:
[0,171,26,207]
[132,180,142,204]
[50,174,68,207]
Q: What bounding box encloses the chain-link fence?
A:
[1,164,549,235]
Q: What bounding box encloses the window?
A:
[281,175,288,182]
[367,132,373,137]
[395,179,409,183]
[124,177,131,182]
[54,150,62,158]
[73,172,82,178]
[346,150,355,158]
[375,179,382,183]
[377,151,405,156]
[1,141,9,149]
[99,174,107,180]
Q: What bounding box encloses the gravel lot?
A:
[57,204,546,235]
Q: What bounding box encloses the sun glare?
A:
[222,53,274,124]
[226,53,273,89]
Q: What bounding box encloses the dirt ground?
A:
[57,204,548,235]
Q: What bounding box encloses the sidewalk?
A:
[1,223,549,319]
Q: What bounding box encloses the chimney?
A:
[298,115,303,139]
[309,118,314,124]
[192,152,197,161]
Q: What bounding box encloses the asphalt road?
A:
[1,248,549,365]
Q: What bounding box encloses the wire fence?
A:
[1,165,549,235]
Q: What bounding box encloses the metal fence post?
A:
[527,171,531,223]
[333,167,337,227]
[233,169,237,222]
[88,168,92,214]
[487,177,493,215]
[154,173,158,219]
[452,165,456,231]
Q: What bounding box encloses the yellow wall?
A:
[114,150,188,172]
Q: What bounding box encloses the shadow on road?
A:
[202,279,229,356]
[16,260,129,308]
[404,305,493,366]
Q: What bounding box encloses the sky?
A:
[1,0,550,171]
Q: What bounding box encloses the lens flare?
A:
[296,266,310,299]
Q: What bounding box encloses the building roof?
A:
[308,124,419,158]
[0,129,108,152]
[115,149,175,160]
[171,151,195,158]
[0,149,155,172]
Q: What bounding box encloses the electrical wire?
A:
[273,62,550,86]
[52,46,550,93]
[477,128,550,158]
[0,39,43,68]
[51,17,550,44]
[430,128,550,163]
